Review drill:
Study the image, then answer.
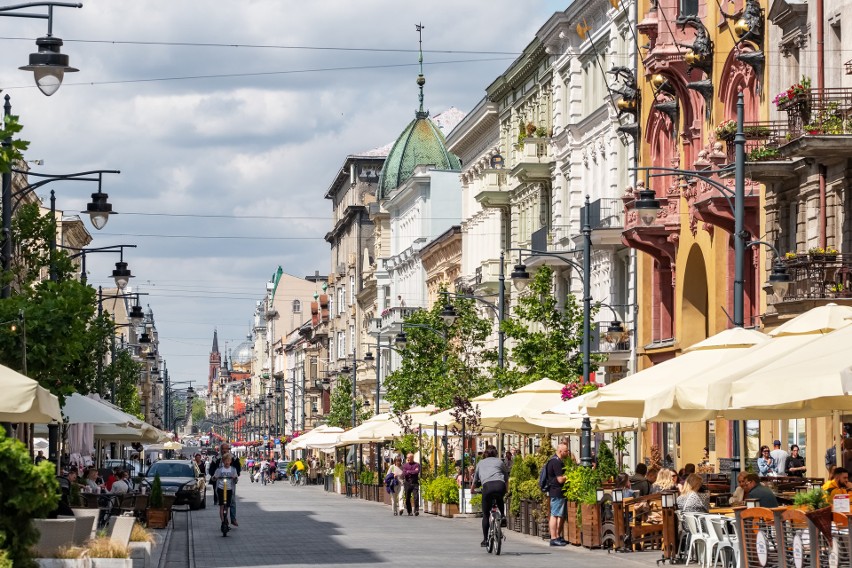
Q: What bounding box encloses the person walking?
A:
[209,443,241,525]
[770,440,789,475]
[545,442,569,547]
[402,453,421,516]
[385,456,404,516]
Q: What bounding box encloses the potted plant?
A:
[747,145,781,162]
[431,476,459,517]
[784,251,799,262]
[525,122,537,136]
[127,523,153,568]
[420,478,435,515]
[714,119,737,141]
[793,488,829,511]
[825,246,838,261]
[145,474,169,529]
[86,537,130,568]
[470,492,482,516]
[809,247,826,261]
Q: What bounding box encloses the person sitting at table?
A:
[730,471,749,505]
[677,474,708,513]
[785,445,807,477]
[822,466,849,498]
[110,470,131,495]
[629,463,652,496]
[742,473,779,507]
[651,468,677,494]
[757,446,778,476]
[83,467,104,493]
[615,473,636,498]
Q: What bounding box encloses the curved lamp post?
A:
[0,2,82,96]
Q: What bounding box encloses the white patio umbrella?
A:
[337,414,392,445]
[585,327,769,419]
[61,393,140,426]
[290,425,344,450]
[419,392,496,428]
[0,364,61,423]
[541,391,639,433]
[478,378,569,435]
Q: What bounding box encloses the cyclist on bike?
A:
[267,459,276,484]
[211,453,239,531]
[290,458,306,483]
[473,445,509,547]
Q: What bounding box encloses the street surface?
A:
[163,477,663,567]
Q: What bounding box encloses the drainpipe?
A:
[817,0,826,248]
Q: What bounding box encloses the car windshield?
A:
[148,463,193,478]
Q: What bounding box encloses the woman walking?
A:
[385,456,404,516]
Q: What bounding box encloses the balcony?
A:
[581,197,625,246]
[473,169,511,208]
[777,253,852,302]
[775,88,852,159]
[590,321,631,366]
[510,138,553,182]
[378,306,419,335]
[474,257,504,295]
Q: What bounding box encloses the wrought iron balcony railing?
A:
[777,87,852,136]
[778,252,852,301]
[581,198,625,231]
[724,121,790,163]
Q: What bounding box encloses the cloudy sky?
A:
[0,0,560,386]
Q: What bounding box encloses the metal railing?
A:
[581,198,626,230]
[777,87,852,136]
[724,121,790,163]
[779,252,852,301]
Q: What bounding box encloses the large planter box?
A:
[439,503,459,518]
[146,508,169,529]
[423,500,435,515]
[38,560,91,568]
[520,500,531,534]
[566,502,581,545]
[373,484,383,503]
[581,503,602,549]
[129,542,152,568]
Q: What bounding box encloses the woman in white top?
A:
[212,453,239,524]
[385,456,404,516]
[110,471,131,495]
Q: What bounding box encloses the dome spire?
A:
[416,22,427,118]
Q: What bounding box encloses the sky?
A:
[0,0,562,387]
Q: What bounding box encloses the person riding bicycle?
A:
[267,459,277,484]
[473,445,509,547]
[290,458,306,483]
[211,453,239,530]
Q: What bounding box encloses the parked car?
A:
[277,460,289,480]
[103,459,140,477]
[144,460,206,510]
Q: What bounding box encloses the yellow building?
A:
[622,0,769,466]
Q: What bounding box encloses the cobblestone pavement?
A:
[165,478,662,567]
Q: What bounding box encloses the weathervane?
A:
[416,22,427,117]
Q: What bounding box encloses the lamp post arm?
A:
[594,301,622,322]
[441,290,499,315]
[511,248,585,276]
[746,240,783,259]
[10,168,120,200]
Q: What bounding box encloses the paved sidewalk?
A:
[176,479,662,567]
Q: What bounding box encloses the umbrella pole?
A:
[834,410,841,470]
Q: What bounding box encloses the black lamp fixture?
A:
[363,351,375,362]
[129,303,145,325]
[111,261,133,290]
[138,331,151,346]
[510,263,530,292]
[187,385,195,398]
[440,303,458,326]
[604,320,627,345]
[768,259,792,298]
[633,186,662,226]
[19,32,78,96]
[394,332,407,348]
[82,190,113,230]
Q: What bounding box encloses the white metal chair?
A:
[71,510,98,545]
[32,518,77,558]
[683,512,710,566]
[708,516,736,568]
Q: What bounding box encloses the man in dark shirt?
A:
[743,473,779,507]
[630,463,652,496]
[546,443,569,547]
[402,453,421,516]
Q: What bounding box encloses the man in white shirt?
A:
[770,440,789,476]
[111,471,131,495]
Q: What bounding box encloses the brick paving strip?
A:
[162,479,664,568]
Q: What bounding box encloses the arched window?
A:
[292,299,301,313]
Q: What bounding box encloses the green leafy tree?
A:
[104,349,143,418]
[496,265,594,392]
[384,293,496,410]
[191,397,207,425]
[326,373,370,428]
[0,428,59,567]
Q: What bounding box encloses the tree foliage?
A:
[496,265,594,392]
[384,293,496,410]
[0,428,59,567]
[191,397,207,425]
[104,349,143,419]
[326,373,371,428]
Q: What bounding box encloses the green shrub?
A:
[431,476,459,504]
[0,428,59,568]
[358,469,375,485]
[148,473,163,509]
[394,434,417,458]
[420,478,434,501]
[597,441,618,483]
[470,493,482,511]
[334,463,345,484]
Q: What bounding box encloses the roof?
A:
[377,107,465,199]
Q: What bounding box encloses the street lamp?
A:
[340,348,359,428]
[510,195,594,467]
[59,244,136,289]
[0,2,82,96]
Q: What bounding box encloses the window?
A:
[337,331,345,359]
[337,286,345,315]
[329,294,334,319]
[349,276,355,306]
[679,0,698,16]
[787,419,806,457]
[349,324,355,355]
[330,336,336,361]
[292,299,301,313]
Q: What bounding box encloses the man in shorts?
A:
[546,442,569,546]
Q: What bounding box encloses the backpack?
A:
[539,455,557,493]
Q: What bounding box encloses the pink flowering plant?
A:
[714,119,737,140]
[561,381,599,401]
[773,76,811,108]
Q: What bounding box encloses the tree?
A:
[384,292,496,410]
[326,373,371,429]
[104,348,143,418]
[191,397,206,425]
[496,265,595,392]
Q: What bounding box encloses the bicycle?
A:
[219,482,232,537]
[485,499,504,555]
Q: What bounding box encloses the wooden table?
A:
[709,507,736,516]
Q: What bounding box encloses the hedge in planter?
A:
[0,428,59,568]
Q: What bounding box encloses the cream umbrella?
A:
[585,327,769,419]
[337,414,393,446]
[478,378,570,434]
[729,320,852,416]
[641,303,852,422]
[290,425,345,450]
[0,364,61,423]
[62,393,142,426]
[418,392,496,428]
[540,391,639,433]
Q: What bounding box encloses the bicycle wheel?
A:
[486,516,495,553]
[299,473,307,486]
[494,517,502,555]
[290,474,296,486]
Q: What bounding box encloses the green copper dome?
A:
[378,111,462,199]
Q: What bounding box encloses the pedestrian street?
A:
[170,479,663,568]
